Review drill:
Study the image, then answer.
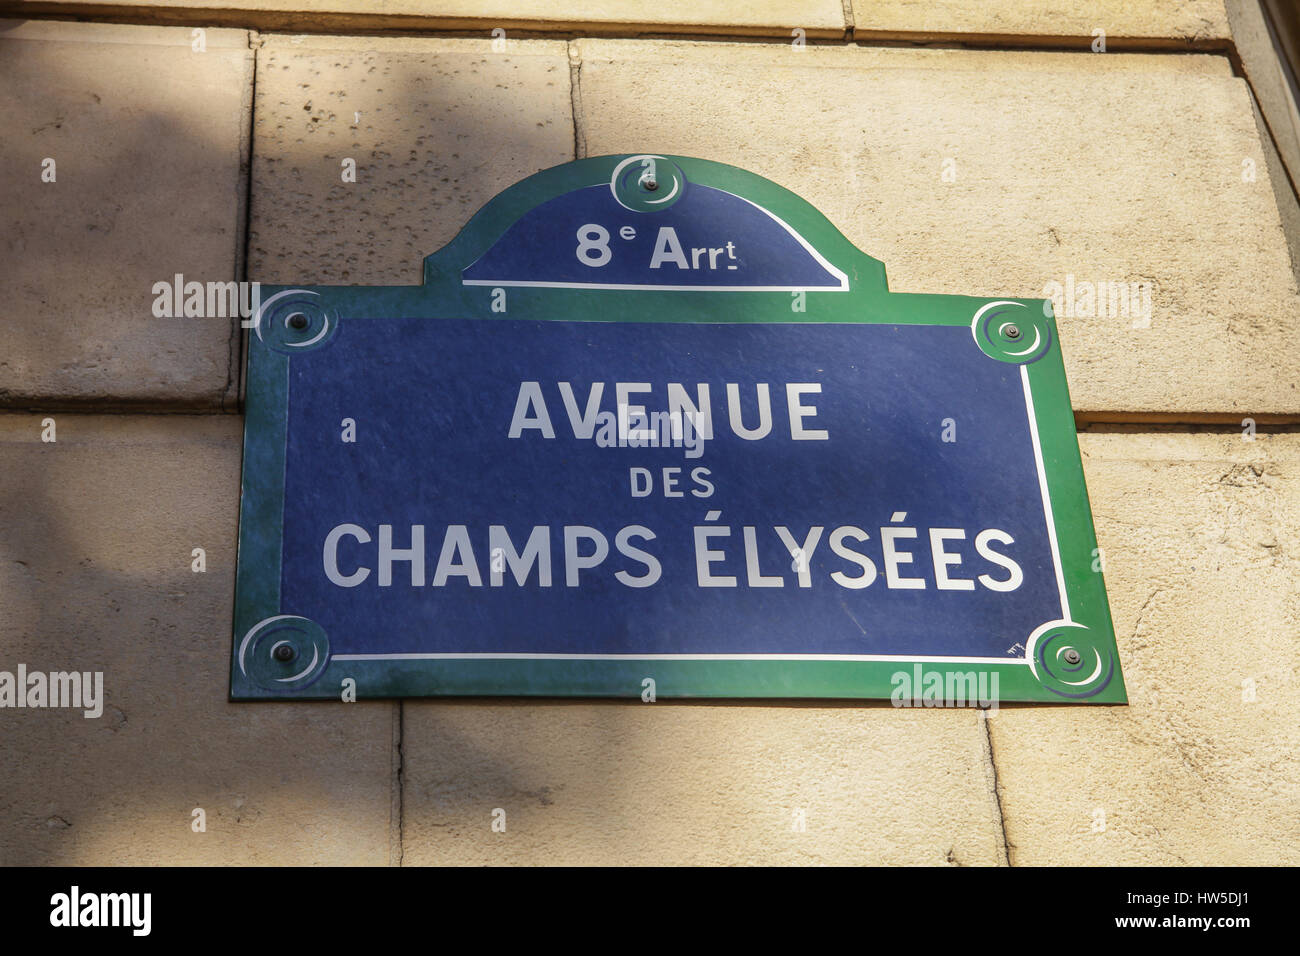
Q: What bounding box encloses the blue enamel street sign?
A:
[232,154,1125,703]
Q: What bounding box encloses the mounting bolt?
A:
[1004,324,1022,340]
[287,313,309,331]
[273,643,296,663]
[1063,648,1082,665]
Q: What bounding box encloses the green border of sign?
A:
[232,154,1126,704]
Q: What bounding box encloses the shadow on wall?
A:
[0,20,250,408]
[0,29,1010,868]
[0,413,390,865]
[0,28,570,865]
[0,411,994,867]
[246,37,576,287]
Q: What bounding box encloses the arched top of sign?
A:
[424,154,887,296]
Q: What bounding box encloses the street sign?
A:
[232,154,1125,704]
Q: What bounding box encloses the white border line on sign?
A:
[331,652,1019,663]
[1020,363,1072,625]
[462,280,844,292]
[319,351,1068,669]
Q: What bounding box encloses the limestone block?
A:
[576,40,1300,417]
[0,20,252,408]
[249,35,574,285]
[0,414,394,864]
[991,430,1300,864]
